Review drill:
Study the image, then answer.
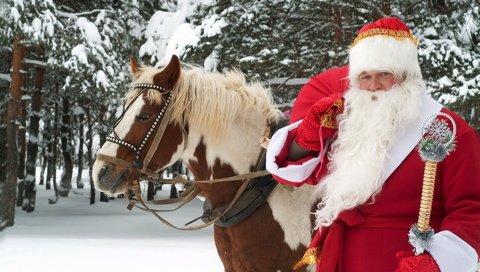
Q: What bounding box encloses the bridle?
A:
[96,82,178,179]
[106,83,172,169]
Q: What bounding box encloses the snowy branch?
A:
[24,58,48,68]
[57,9,113,19]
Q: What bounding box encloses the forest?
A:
[0,0,478,231]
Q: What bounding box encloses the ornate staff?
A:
[408,112,457,255]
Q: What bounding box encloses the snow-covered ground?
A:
[0,183,223,272]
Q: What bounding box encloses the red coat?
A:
[266,66,480,271]
[311,108,480,271]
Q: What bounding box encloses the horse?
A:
[92,55,319,272]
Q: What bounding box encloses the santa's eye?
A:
[137,113,151,120]
[359,75,371,81]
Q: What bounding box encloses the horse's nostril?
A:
[98,165,109,179]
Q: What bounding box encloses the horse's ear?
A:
[153,55,181,90]
[130,56,140,75]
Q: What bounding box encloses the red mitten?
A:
[395,251,440,272]
[295,93,343,151]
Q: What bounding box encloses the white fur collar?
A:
[382,91,442,181]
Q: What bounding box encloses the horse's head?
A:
[93,55,185,196]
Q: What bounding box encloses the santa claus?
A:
[266,17,480,272]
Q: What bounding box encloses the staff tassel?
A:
[408,112,457,255]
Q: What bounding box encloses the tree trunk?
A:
[332,5,343,47]
[86,106,95,204]
[39,146,47,185]
[45,119,53,190]
[170,184,178,199]
[169,161,180,199]
[59,97,72,197]
[147,181,155,200]
[381,0,391,16]
[428,0,448,14]
[47,99,60,192]
[16,98,27,207]
[1,37,26,229]
[76,112,85,189]
[47,98,60,204]
[23,49,44,212]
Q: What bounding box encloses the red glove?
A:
[295,93,343,151]
[395,251,440,272]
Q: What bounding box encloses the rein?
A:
[126,169,270,231]
[124,130,273,230]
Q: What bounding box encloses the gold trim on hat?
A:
[351,28,418,47]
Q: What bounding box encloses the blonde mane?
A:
[126,65,280,138]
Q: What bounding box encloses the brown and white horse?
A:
[92,55,318,272]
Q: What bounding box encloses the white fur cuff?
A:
[266,120,321,183]
[428,230,478,272]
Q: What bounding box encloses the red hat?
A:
[349,17,422,85]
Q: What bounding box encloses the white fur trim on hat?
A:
[349,35,422,86]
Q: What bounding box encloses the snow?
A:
[72,105,86,116]
[164,23,200,61]
[13,0,24,10]
[438,93,458,104]
[43,10,56,37]
[70,44,89,65]
[460,9,479,44]
[21,94,31,100]
[265,77,309,86]
[139,0,214,65]
[25,174,35,182]
[239,56,257,62]
[0,182,223,272]
[140,10,189,65]
[201,14,227,37]
[10,7,20,22]
[95,70,109,89]
[32,17,42,33]
[24,58,48,68]
[0,73,11,82]
[438,76,453,88]
[77,17,102,45]
[423,27,438,38]
[204,49,220,71]
[28,134,41,144]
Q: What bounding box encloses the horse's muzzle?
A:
[93,161,131,195]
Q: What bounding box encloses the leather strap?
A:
[128,182,201,212]
[96,153,132,169]
[127,177,252,230]
[141,97,176,174]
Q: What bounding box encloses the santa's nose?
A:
[368,77,383,91]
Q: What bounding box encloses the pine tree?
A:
[399,0,480,131]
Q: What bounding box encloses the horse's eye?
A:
[137,113,151,120]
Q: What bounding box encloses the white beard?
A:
[314,79,424,229]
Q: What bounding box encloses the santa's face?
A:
[356,70,398,92]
